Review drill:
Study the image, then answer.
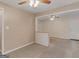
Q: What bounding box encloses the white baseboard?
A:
[50,37,70,40]
[2,42,34,55]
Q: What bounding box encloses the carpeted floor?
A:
[6,38,79,58]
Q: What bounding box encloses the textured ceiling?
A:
[0,0,79,13]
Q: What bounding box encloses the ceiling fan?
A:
[50,15,60,21]
[18,0,52,8]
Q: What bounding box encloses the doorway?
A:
[35,10,79,47]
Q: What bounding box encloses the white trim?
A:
[35,17,38,32]
[2,42,34,55]
[36,8,79,18]
[2,9,4,55]
[35,17,37,43]
[1,8,4,55]
[50,37,70,40]
[54,8,79,15]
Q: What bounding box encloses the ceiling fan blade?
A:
[18,1,27,5]
[41,0,51,4]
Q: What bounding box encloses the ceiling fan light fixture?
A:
[50,15,55,21]
[29,0,40,8]
[34,0,40,8]
[29,0,34,7]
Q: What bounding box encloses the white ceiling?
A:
[0,0,79,13]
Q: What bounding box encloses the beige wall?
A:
[69,14,79,39]
[36,2,79,16]
[0,10,2,51]
[37,20,45,32]
[0,2,35,54]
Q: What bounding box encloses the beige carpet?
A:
[7,38,79,58]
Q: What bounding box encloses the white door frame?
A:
[35,17,37,43]
[0,7,5,55]
[35,16,49,46]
